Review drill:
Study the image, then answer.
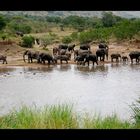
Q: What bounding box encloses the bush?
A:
[70,32,78,41]
[21,35,35,48]
[62,36,72,44]
[8,22,32,34]
[78,27,113,44]
[130,98,140,128]
[0,33,8,40]
[113,20,140,40]
[0,15,7,31]
[40,34,55,48]
[78,31,93,44]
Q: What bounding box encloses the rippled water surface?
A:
[0,63,140,120]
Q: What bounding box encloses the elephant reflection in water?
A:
[58,64,71,71]
[74,64,108,73]
[111,63,120,68]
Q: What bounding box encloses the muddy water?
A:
[0,63,140,121]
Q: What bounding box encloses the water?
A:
[0,63,140,121]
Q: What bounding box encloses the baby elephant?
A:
[74,55,85,65]
[54,55,70,64]
[111,53,121,62]
[122,56,128,62]
[0,55,7,64]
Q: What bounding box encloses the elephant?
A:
[53,47,60,55]
[23,50,40,63]
[54,55,70,64]
[68,44,75,52]
[96,48,108,61]
[58,44,68,50]
[0,55,7,64]
[35,38,40,45]
[16,31,24,37]
[74,55,85,65]
[98,43,109,49]
[111,53,121,62]
[84,54,98,66]
[122,56,128,62]
[80,44,90,50]
[38,52,54,64]
[65,51,72,60]
[59,49,67,55]
[74,49,79,59]
[129,51,140,63]
[74,49,92,59]
[74,53,88,65]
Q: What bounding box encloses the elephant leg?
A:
[83,61,85,65]
[102,55,104,61]
[96,61,98,65]
[136,58,138,63]
[48,60,50,65]
[43,60,45,64]
[28,57,30,63]
[31,57,33,63]
[103,56,105,61]
[96,56,98,61]
[88,61,89,66]
[93,61,94,66]
[61,60,62,64]
[131,59,133,64]
[111,58,113,62]
[106,54,108,60]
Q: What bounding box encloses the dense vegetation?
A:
[0,11,140,46]
[0,98,140,128]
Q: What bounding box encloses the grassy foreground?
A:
[0,104,139,129]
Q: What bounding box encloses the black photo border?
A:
[0,0,140,139]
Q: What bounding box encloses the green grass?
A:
[0,103,139,129]
[83,114,131,129]
[0,104,78,129]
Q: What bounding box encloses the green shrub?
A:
[78,27,112,44]
[8,22,32,34]
[62,36,72,44]
[39,34,55,48]
[0,33,8,40]
[113,19,140,40]
[70,32,78,40]
[0,15,7,31]
[21,35,35,48]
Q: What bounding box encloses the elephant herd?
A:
[0,43,140,65]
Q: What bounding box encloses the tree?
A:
[8,22,32,34]
[102,12,116,27]
[0,15,7,30]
